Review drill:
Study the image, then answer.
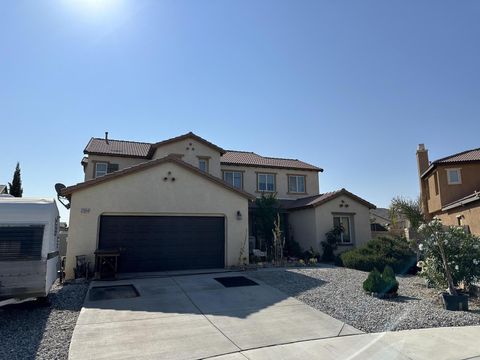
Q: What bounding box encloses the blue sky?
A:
[1,0,480,223]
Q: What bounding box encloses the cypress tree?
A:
[8,162,23,197]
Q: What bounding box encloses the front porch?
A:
[247,200,292,262]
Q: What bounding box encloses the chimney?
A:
[416,144,430,217]
[416,144,429,176]
[105,131,109,144]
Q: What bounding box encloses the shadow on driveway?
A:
[80,268,328,320]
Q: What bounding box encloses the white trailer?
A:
[0,197,60,304]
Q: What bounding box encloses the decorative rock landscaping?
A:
[0,281,88,360]
[248,266,480,333]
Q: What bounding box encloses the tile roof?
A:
[421,147,480,178]
[221,150,322,171]
[435,147,480,164]
[83,133,321,171]
[84,138,152,158]
[286,189,376,210]
[151,132,225,155]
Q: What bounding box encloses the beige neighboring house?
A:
[61,132,375,279]
[0,185,8,195]
[417,144,480,235]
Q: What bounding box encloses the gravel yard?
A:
[248,266,480,333]
[0,281,88,360]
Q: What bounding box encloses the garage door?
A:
[98,215,225,272]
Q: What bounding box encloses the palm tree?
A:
[389,196,424,260]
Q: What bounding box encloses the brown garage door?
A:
[98,215,225,272]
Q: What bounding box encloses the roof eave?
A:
[288,189,376,211]
[220,162,323,172]
[442,193,480,211]
[83,151,151,159]
[421,159,480,179]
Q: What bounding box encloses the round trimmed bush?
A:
[363,266,399,296]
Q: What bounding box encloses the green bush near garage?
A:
[339,236,416,274]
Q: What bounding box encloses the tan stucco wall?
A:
[84,155,145,181]
[424,163,480,215]
[426,171,442,213]
[65,161,249,279]
[288,208,316,252]
[436,163,480,207]
[288,194,372,254]
[437,203,480,236]
[220,165,319,199]
[152,137,222,178]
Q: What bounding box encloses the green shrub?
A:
[334,253,344,267]
[285,236,303,258]
[321,226,342,262]
[303,247,319,262]
[340,237,416,274]
[362,266,399,295]
[382,265,399,294]
[362,268,385,293]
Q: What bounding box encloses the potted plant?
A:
[418,218,480,311]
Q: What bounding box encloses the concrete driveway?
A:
[69,271,360,360]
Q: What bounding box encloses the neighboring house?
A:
[61,132,375,279]
[0,185,8,194]
[370,208,408,238]
[417,144,480,235]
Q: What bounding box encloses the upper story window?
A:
[94,162,119,178]
[257,173,275,192]
[447,168,462,185]
[95,163,108,178]
[198,158,209,172]
[288,175,306,193]
[333,215,353,244]
[223,171,243,189]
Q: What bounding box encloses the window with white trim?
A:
[257,173,275,192]
[223,171,242,189]
[447,169,461,185]
[95,163,108,178]
[288,175,306,193]
[333,215,353,244]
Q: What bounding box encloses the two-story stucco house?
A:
[61,132,375,279]
[417,144,480,235]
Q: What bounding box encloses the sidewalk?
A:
[210,325,480,360]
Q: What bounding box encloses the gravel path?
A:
[247,266,480,333]
[0,281,88,360]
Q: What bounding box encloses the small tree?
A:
[8,162,23,197]
[255,193,278,255]
[272,213,285,265]
[390,196,424,259]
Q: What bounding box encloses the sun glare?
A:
[64,0,125,18]
[80,0,116,11]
